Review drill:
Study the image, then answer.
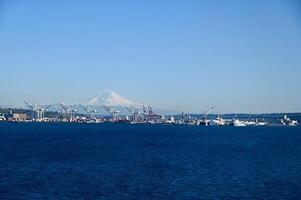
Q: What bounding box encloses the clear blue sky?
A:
[0,0,300,113]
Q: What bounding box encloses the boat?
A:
[228,119,246,127]
[213,116,227,126]
[281,115,298,126]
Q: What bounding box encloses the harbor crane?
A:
[197,106,214,126]
[59,103,77,121]
[125,106,139,122]
[203,106,214,121]
[24,101,50,120]
[37,104,50,119]
[59,103,69,120]
[143,105,148,116]
[142,105,147,121]
[24,101,35,119]
[79,104,96,120]
[102,105,120,120]
[142,105,160,122]
[148,105,154,116]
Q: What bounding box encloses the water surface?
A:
[0,122,300,199]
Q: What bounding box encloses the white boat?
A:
[213,117,227,126]
[229,119,246,127]
[281,115,298,126]
[255,119,267,126]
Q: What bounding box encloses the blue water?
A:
[0,123,301,199]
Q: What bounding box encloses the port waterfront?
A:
[0,110,298,127]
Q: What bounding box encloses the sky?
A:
[0,0,300,113]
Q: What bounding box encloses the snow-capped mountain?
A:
[79,90,142,108]
[5,90,179,115]
[76,90,178,115]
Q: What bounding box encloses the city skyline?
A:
[0,0,301,113]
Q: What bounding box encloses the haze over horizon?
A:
[0,0,300,113]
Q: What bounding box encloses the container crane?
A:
[126,106,139,122]
[24,101,35,119]
[37,104,50,119]
[102,105,120,121]
[79,104,96,120]
[59,103,77,121]
[199,106,214,126]
[24,102,50,120]
[204,106,214,120]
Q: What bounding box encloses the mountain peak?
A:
[98,90,119,98]
[81,90,139,107]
